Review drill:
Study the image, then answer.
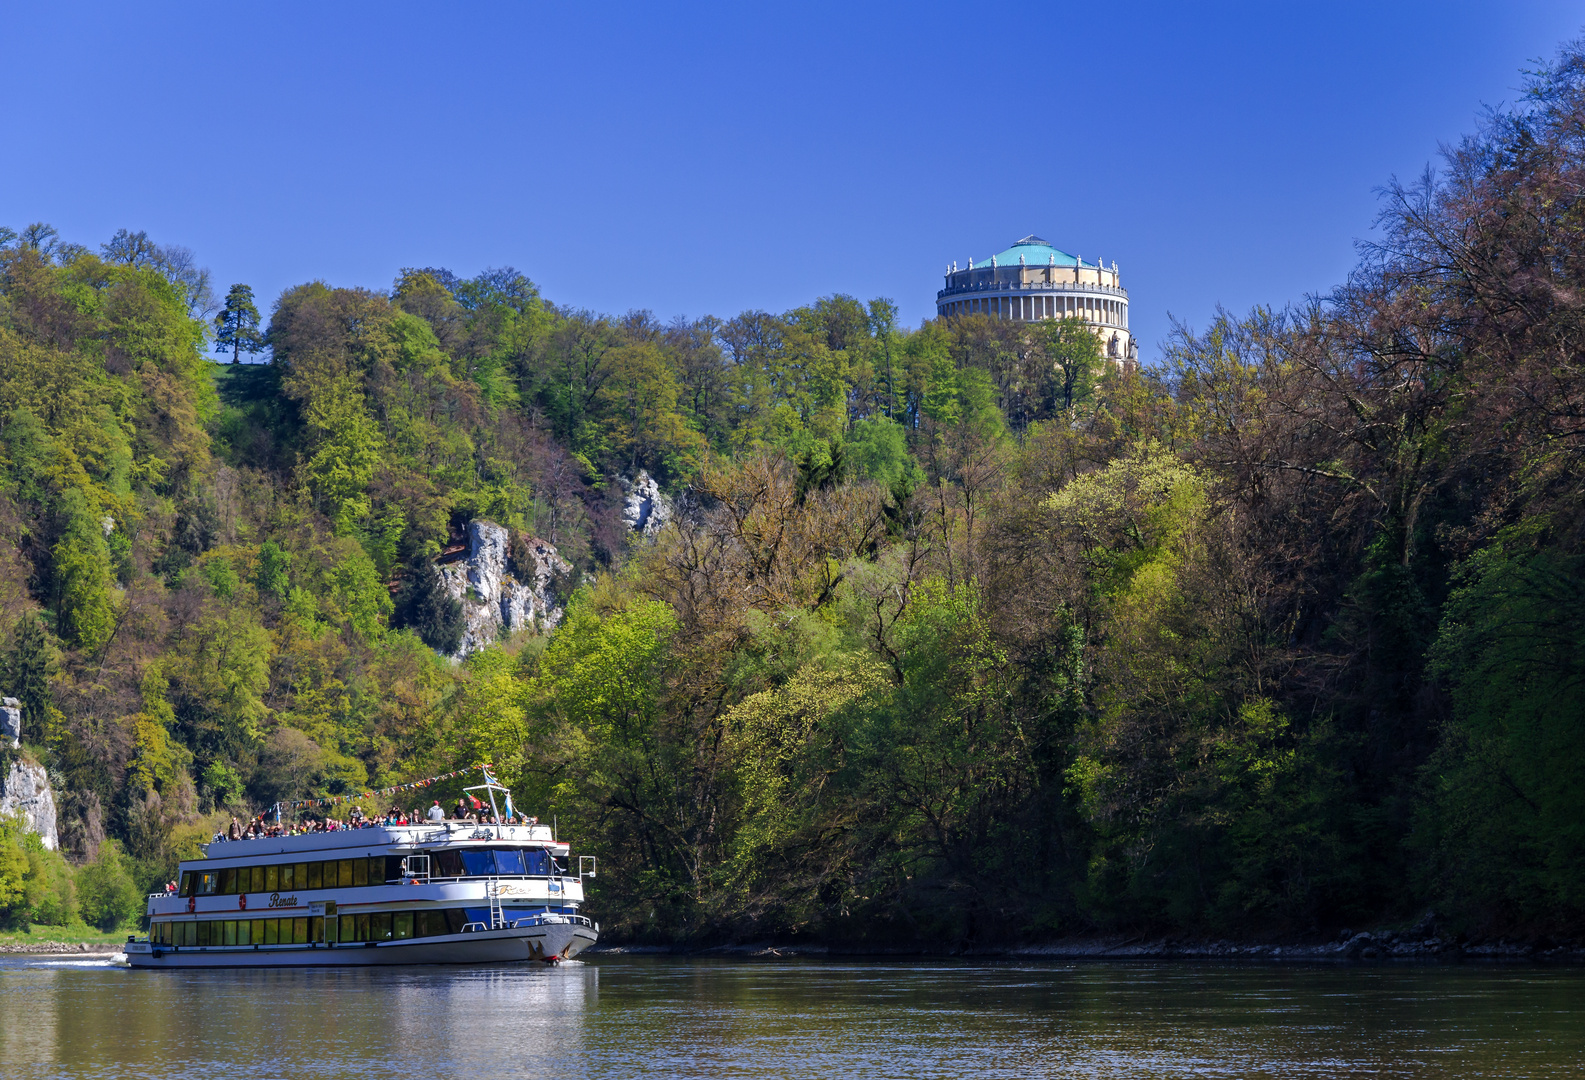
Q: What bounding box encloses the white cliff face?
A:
[1,758,58,851]
[438,520,571,657]
[0,697,19,748]
[620,470,673,539]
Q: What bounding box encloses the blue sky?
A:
[2,2,1580,361]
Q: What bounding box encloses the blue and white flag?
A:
[504,792,515,819]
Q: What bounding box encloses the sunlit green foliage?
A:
[5,40,1585,948]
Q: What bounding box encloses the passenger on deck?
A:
[428,801,445,822]
[454,798,469,820]
[228,817,242,841]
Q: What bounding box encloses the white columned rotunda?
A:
[937,235,1137,364]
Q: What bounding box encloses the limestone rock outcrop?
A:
[0,697,19,748]
[1,758,57,851]
[438,520,570,657]
[620,470,673,539]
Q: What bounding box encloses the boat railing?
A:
[396,872,585,888]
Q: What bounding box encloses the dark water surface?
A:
[0,953,1580,1078]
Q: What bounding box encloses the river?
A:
[0,953,1579,1077]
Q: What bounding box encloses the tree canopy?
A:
[5,37,1585,945]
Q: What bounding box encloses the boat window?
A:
[493,849,526,875]
[178,872,192,897]
[352,859,368,888]
[220,868,236,895]
[265,865,279,891]
[460,850,495,877]
[307,861,323,889]
[525,849,550,876]
[251,866,266,892]
[176,909,489,947]
[433,851,464,877]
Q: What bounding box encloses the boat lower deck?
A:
[126,922,597,968]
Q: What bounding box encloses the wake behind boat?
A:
[126,779,597,968]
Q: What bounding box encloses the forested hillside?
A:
[3,45,1585,944]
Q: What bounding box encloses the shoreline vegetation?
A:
[5,42,1585,956]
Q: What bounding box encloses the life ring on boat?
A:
[187,897,195,913]
[238,893,247,910]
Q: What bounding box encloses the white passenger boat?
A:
[126,795,598,968]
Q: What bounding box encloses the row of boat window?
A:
[154,910,463,947]
[152,908,573,947]
[178,849,558,897]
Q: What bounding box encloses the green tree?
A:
[1416,525,1585,919]
[19,833,77,926]
[76,840,141,930]
[213,283,266,364]
[0,616,55,743]
[253,540,292,599]
[1034,316,1104,412]
[51,490,119,652]
[393,557,464,654]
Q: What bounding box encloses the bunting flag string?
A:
[279,763,494,812]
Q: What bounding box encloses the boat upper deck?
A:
[190,822,566,869]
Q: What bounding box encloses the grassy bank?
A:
[0,925,132,949]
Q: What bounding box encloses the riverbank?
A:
[592,929,1585,962]
[0,928,130,954]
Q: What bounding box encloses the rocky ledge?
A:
[0,757,58,850]
[438,520,570,656]
[0,942,123,954]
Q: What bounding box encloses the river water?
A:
[0,953,1579,1078]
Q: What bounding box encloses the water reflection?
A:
[0,954,1579,1079]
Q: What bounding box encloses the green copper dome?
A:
[970,235,1082,269]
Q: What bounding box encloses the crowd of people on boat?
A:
[210,800,538,843]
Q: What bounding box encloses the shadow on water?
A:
[0,954,1580,1078]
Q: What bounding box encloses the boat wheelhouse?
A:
[125,812,598,968]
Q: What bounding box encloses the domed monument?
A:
[937,235,1137,364]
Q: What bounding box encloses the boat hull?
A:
[125,923,596,968]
